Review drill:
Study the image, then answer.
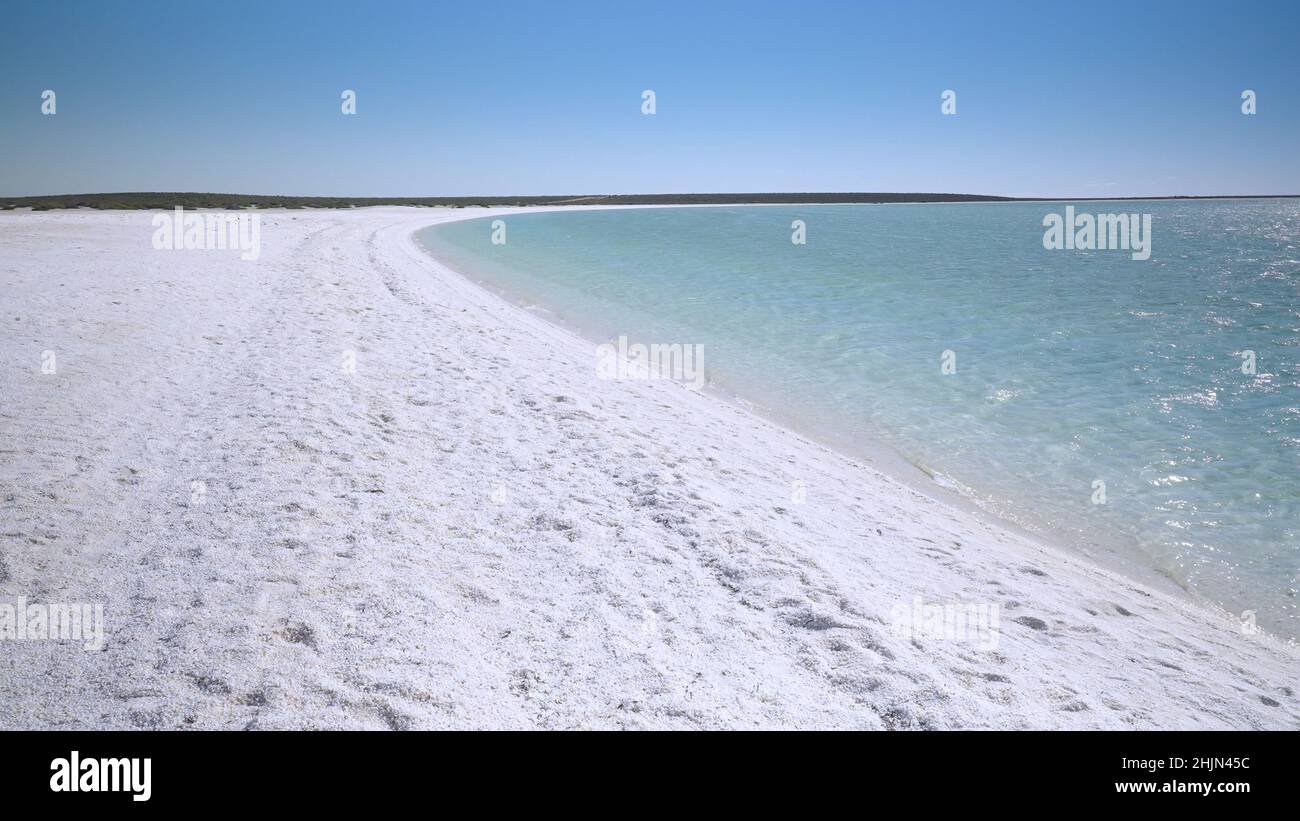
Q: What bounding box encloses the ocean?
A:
[417,200,1300,639]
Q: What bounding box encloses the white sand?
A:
[1,206,1295,730]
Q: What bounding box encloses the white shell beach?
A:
[1,206,1295,730]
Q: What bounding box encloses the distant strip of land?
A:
[2,192,1298,210]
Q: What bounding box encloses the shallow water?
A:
[418,200,1300,639]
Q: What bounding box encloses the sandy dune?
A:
[1,207,1295,729]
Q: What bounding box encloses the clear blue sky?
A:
[2,0,1297,197]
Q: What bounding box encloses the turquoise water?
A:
[418,201,1300,639]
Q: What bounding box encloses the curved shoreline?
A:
[405,205,1276,642]
[3,206,1295,729]
[386,208,1300,726]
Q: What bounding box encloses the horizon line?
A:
[5,191,1300,211]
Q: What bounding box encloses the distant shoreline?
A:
[4,191,1300,211]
